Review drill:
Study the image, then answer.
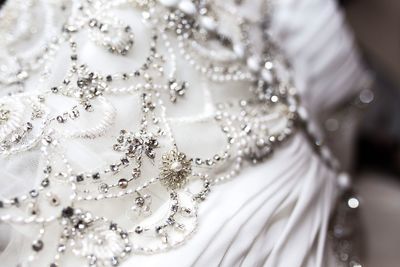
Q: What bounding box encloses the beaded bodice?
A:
[0,0,358,266]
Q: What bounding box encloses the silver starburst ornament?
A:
[160,149,192,189]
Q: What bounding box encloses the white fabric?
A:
[122,134,338,267]
[0,0,368,266]
[271,0,370,116]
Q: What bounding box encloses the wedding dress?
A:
[0,0,368,266]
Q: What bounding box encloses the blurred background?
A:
[339,0,400,266]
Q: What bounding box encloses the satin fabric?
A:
[0,0,367,266]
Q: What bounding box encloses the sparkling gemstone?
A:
[110,164,118,172]
[43,165,52,174]
[32,240,44,251]
[61,207,74,217]
[29,190,39,198]
[125,245,132,253]
[121,157,129,165]
[88,255,97,265]
[99,183,109,193]
[135,196,145,207]
[92,172,100,180]
[41,178,50,187]
[111,257,119,266]
[57,244,66,253]
[76,220,86,230]
[109,223,118,231]
[56,116,65,123]
[76,174,84,182]
[135,226,143,234]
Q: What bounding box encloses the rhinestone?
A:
[88,255,97,265]
[43,165,52,174]
[32,240,44,251]
[166,216,175,225]
[61,207,74,217]
[99,183,109,193]
[135,196,145,207]
[26,122,33,130]
[155,225,164,234]
[29,190,39,198]
[11,134,22,143]
[109,223,118,231]
[121,157,129,165]
[57,244,66,253]
[11,197,19,206]
[44,135,53,144]
[76,220,86,230]
[56,116,65,123]
[70,109,80,119]
[110,164,118,172]
[125,245,132,253]
[89,19,97,27]
[131,168,140,178]
[75,174,84,182]
[120,231,128,239]
[135,226,143,234]
[111,257,119,266]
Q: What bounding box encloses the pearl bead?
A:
[118,179,129,189]
[233,44,245,59]
[246,55,260,72]
[170,161,183,172]
[158,0,179,7]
